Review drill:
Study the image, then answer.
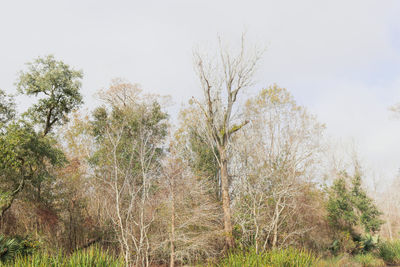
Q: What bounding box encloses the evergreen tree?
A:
[326,169,384,253]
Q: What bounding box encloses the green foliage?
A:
[360,234,379,252]
[0,236,24,263]
[327,176,357,232]
[351,174,383,233]
[0,121,66,214]
[90,100,168,169]
[326,170,383,254]
[17,55,83,135]
[0,122,65,170]
[328,231,357,254]
[217,247,320,267]
[0,246,124,266]
[0,55,82,224]
[328,232,379,255]
[0,89,15,126]
[188,129,219,183]
[377,240,400,264]
[265,248,320,267]
[0,235,37,263]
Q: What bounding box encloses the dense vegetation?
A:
[0,40,399,266]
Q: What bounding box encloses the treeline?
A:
[0,40,397,266]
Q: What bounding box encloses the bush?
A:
[359,234,379,253]
[218,247,319,267]
[378,240,400,264]
[0,235,37,263]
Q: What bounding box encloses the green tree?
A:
[327,174,358,233]
[0,121,65,217]
[0,55,83,220]
[326,169,383,253]
[17,55,83,136]
[0,89,15,126]
[351,173,383,233]
[17,54,83,209]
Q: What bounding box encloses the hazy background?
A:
[1,0,399,185]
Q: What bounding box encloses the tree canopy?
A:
[17,55,83,135]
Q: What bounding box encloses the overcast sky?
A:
[1,0,400,184]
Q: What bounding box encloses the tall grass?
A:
[0,246,124,267]
[218,248,269,267]
[217,247,320,267]
[378,239,400,265]
[316,254,355,267]
[317,253,385,267]
[353,253,385,267]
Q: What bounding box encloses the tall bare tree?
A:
[193,36,263,248]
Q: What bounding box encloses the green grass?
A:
[217,247,320,267]
[317,253,385,267]
[0,246,124,267]
[378,239,400,264]
[217,249,388,267]
[353,253,385,267]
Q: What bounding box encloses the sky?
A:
[1,0,400,185]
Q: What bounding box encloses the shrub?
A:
[359,234,379,252]
[0,235,37,263]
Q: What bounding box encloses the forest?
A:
[0,39,399,267]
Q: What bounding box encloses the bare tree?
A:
[192,35,263,248]
[377,174,400,240]
[231,86,325,251]
[157,154,223,266]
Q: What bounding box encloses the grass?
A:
[317,253,385,267]
[378,239,400,265]
[217,247,320,267]
[0,246,124,267]
[316,254,355,267]
[217,248,388,267]
[1,240,398,267]
[353,253,385,267]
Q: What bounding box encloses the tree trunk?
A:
[0,179,25,219]
[220,150,234,249]
[272,197,281,249]
[36,181,41,237]
[272,220,278,249]
[170,192,175,267]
